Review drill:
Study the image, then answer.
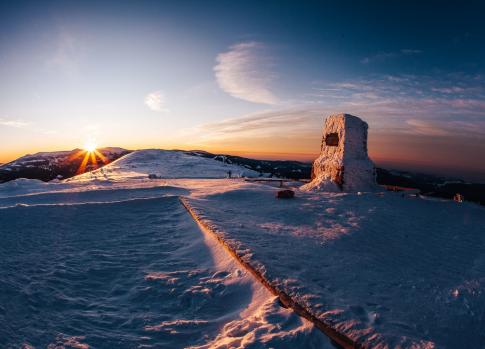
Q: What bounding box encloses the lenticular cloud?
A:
[214,42,278,105]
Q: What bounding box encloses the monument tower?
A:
[302,113,378,192]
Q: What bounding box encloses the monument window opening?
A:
[325,133,339,146]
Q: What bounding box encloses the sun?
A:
[84,139,97,152]
[70,139,107,175]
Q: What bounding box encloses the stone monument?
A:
[302,113,378,192]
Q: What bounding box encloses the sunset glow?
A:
[84,140,97,153]
[1,3,485,348]
[66,139,108,175]
[0,1,484,181]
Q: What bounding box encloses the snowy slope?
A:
[1,148,128,171]
[67,149,259,182]
[0,147,130,183]
[184,184,485,348]
[2,148,484,348]
[0,185,332,349]
[0,178,70,199]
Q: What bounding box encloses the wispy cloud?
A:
[175,107,324,160]
[431,86,465,94]
[174,71,485,177]
[186,72,485,146]
[309,73,485,136]
[196,108,322,140]
[0,118,30,128]
[48,30,81,76]
[405,119,450,136]
[145,91,169,112]
[400,49,422,55]
[214,42,278,105]
[361,49,422,64]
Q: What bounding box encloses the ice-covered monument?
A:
[302,113,378,192]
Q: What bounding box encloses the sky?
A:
[1,0,484,180]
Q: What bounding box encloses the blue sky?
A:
[1,0,484,180]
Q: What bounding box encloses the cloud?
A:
[145,91,169,112]
[186,72,485,145]
[198,108,322,139]
[406,119,450,136]
[361,49,421,64]
[406,118,485,137]
[174,107,325,160]
[400,49,422,55]
[306,73,485,137]
[0,118,30,128]
[214,42,278,105]
[171,71,485,170]
[175,72,485,177]
[431,86,465,94]
[48,30,81,76]
[360,52,396,64]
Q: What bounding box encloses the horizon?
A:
[1,0,484,181]
[1,3,485,347]
[3,144,484,183]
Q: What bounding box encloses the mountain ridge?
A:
[1,147,483,205]
[0,147,131,183]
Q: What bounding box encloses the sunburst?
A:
[84,139,97,152]
[69,140,109,175]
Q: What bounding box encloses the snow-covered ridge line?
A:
[66,149,260,182]
[0,147,130,183]
[179,196,357,349]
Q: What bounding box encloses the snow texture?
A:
[0,149,331,348]
[0,185,331,349]
[184,183,485,348]
[2,148,484,348]
[302,113,378,192]
[0,178,72,198]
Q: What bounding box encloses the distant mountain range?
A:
[1,148,483,205]
[191,151,484,205]
[0,147,131,183]
[375,168,485,206]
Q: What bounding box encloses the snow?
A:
[0,186,331,349]
[22,150,74,158]
[1,148,484,348]
[0,150,331,348]
[183,183,485,348]
[97,146,128,154]
[0,178,72,198]
[67,149,259,183]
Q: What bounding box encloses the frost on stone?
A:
[302,113,378,192]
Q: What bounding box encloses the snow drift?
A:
[184,183,485,348]
[2,146,484,348]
